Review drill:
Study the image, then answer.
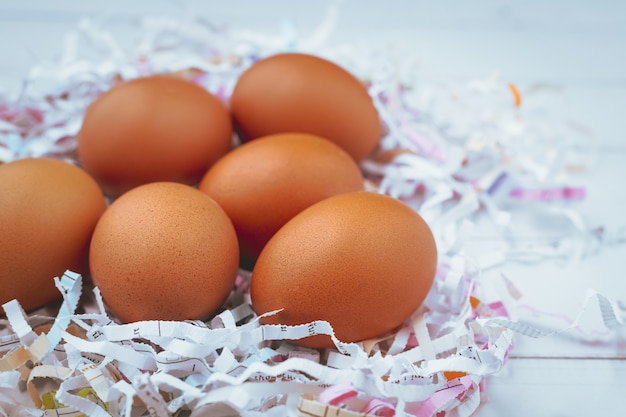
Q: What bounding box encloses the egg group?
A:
[9,52,438,348]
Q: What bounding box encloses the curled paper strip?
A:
[0,10,624,417]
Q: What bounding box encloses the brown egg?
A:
[78,75,233,198]
[198,133,364,264]
[230,52,381,162]
[251,191,437,348]
[89,182,239,323]
[0,158,106,311]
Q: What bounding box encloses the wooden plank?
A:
[477,358,626,415]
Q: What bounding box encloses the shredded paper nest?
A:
[1,11,625,417]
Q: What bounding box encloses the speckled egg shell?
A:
[230,53,382,162]
[0,158,106,311]
[198,132,364,264]
[251,191,438,348]
[89,182,239,322]
[78,75,233,198]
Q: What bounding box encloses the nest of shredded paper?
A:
[1,12,624,417]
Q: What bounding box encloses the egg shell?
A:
[250,191,438,348]
[0,158,106,311]
[89,182,239,323]
[198,133,364,263]
[230,52,382,162]
[78,74,233,198]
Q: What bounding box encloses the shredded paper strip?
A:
[1,10,625,417]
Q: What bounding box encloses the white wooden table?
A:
[2,1,625,415]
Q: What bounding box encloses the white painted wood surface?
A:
[1,1,625,415]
